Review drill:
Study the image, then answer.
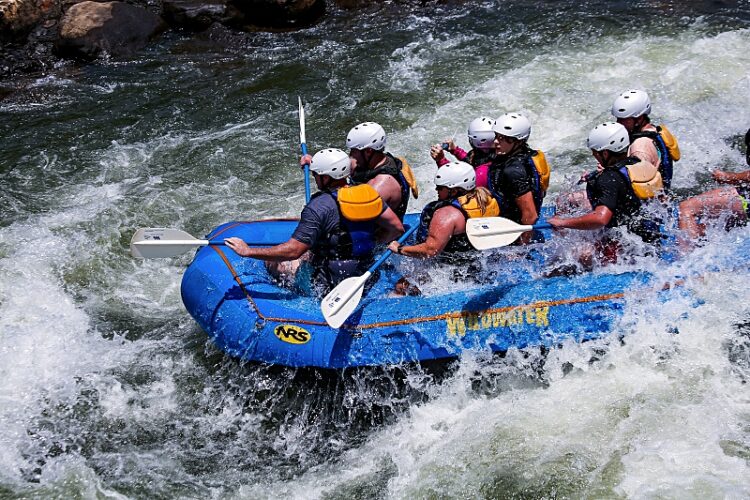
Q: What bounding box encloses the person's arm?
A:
[374,206,404,243]
[712,169,750,185]
[452,145,468,161]
[227,196,324,260]
[548,205,613,230]
[516,191,539,226]
[515,191,539,244]
[225,237,310,261]
[387,207,461,258]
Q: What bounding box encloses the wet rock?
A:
[162,0,227,31]
[55,1,167,60]
[0,0,62,43]
[226,0,324,29]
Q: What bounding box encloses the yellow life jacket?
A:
[530,149,551,193]
[657,124,681,162]
[455,189,500,218]
[619,158,663,200]
[336,184,383,221]
[398,156,419,199]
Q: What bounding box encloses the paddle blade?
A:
[465,217,532,250]
[130,228,207,258]
[321,272,371,328]
[298,96,306,145]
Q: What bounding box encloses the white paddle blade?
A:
[321,272,371,328]
[465,217,533,250]
[130,228,208,258]
[298,96,306,144]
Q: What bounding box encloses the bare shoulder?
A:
[433,204,466,234]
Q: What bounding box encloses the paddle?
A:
[466,217,552,250]
[298,96,311,203]
[321,225,419,328]
[130,228,277,259]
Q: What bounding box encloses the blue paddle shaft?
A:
[301,142,311,203]
[366,225,418,274]
[534,221,552,230]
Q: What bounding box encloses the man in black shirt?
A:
[226,148,403,294]
[547,122,659,263]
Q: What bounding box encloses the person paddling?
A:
[387,161,499,259]
[430,116,496,188]
[487,112,551,243]
[547,122,664,265]
[227,148,403,294]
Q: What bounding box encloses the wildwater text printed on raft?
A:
[446,306,550,336]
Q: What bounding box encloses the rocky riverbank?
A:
[0,0,400,82]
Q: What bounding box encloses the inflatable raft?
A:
[180,209,677,369]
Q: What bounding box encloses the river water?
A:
[2,1,750,497]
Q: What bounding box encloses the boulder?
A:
[0,0,61,43]
[162,0,227,31]
[227,0,324,29]
[55,1,167,59]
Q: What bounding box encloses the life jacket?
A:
[617,156,663,200]
[631,124,680,189]
[526,149,551,210]
[416,191,500,254]
[350,153,418,219]
[311,185,382,263]
[585,157,662,203]
[585,158,664,243]
[488,146,550,213]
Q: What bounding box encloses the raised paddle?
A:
[298,96,311,203]
[466,217,552,250]
[130,228,278,259]
[321,225,419,328]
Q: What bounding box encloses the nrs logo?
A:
[273,324,311,344]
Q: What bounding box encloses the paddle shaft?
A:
[301,142,311,203]
[134,239,278,248]
[328,225,418,317]
[481,221,551,237]
[298,97,311,203]
[367,224,419,273]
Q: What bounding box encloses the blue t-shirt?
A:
[291,192,340,247]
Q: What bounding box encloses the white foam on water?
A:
[0,218,125,481]
[238,245,750,498]
[0,162,183,484]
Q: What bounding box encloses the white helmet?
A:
[346,122,386,151]
[435,161,476,191]
[467,116,496,150]
[587,122,630,153]
[492,112,531,141]
[309,148,351,179]
[611,89,652,118]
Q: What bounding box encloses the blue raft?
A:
[180,210,672,369]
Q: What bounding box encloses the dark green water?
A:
[1,1,750,497]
